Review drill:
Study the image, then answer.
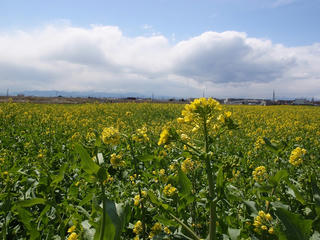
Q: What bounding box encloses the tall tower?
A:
[272,89,275,102]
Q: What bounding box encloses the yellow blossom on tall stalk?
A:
[181,158,194,173]
[163,184,177,196]
[101,127,120,145]
[110,153,125,168]
[252,166,268,182]
[149,222,162,239]
[180,98,222,125]
[253,210,274,235]
[133,220,143,235]
[289,147,307,166]
[67,232,78,240]
[158,128,169,145]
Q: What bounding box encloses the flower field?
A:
[0,99,320,240]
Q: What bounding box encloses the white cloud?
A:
[0,24,319,98]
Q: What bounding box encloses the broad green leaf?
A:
[16,198,46,207]
[310,231,320,240]
[177,169,192,198]
[286,181,306,205]
[16,207,40,240]
[154,215,179,227]
[263,137,279,152]
[75,144,100,175]
[228,227,240,240]
[148,191,172,211]
[311,177,320,206]
[79,191,95,206]
[50,163,67,186]
[270,170,288,186]
[275,208,313,240]
[244,200,258,216]
[94,199,129,240]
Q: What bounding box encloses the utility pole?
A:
[272,89,275,102]
[6,89,9,97]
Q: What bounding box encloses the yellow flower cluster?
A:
[158,128,169,145]
[289,147,307,166]
[110,153,125,168]
[252,166,268,182]
[254,137,265,150]
[132,126,149,142]
[101,127,120,145]
[253,211,274,235]
[67,225,78,240]
[148,222,162,239]
[134,191,147,207]
[181,158,194,173]
[133,220,143,235]
[178,98,222,124]
[163,184,177,196]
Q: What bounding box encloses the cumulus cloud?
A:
[0,23,319,98]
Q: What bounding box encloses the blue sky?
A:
[2,0,319,46]
[1,0,320,98]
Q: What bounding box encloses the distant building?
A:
[293,99,310,105]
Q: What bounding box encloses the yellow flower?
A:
[134,195,141,206]
[67,232,78,240]
[151,222,162,232]
[163,184,177,196]
[158,128,169,145]
[289,147,307,166]
[181,158,194,173]
[101,127,120,145]
[253,211,274,235]
[67,225,76,233]
[180,133,189,141]
[164,227,171,234]
[133,220,143,235]
[268,227,274,234]
[110,153,125,168]
[159,169,165,176]
[180,98,221,124]
[252,166,268,182]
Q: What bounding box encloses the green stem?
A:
[129,140,146,240]
[169,213,201,240]
[99,183,107,240]
[203,116,217,240]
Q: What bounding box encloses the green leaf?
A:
[270,170,288,186]
[94,199,130,240]
[154,215,179,227]
[148,191,172,211]
[275,208,313,240]
[15,207,40,240]
[177,169,192,198]
[311,177,320,206]
[228,227,240,240]
[263,137,280,152]
[244,200,258,216]
[50,163,67,186]
[16,198,47,207]
[310,231,320,240]
[286,181,306,205]
[75,144,100,175]
[79,191,95,206]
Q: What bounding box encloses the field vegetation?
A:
[0,99,320,240]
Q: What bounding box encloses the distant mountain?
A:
[14,90,147,98]
[12,90,174,99]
